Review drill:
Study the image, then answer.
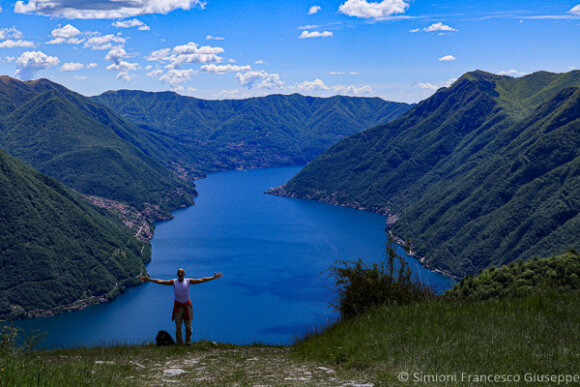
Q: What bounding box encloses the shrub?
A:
[329,235,434,319]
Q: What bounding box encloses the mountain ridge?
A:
[272,69,580,276]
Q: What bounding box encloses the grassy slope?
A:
[0,149,149,320]
[2,291,577,386]
[280,70,580,276]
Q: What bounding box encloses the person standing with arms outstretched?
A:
[140,268,223,345]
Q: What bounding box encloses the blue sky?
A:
[0,0,578,102]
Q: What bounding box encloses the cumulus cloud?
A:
[236,70,283,89]
[497,69,528,77]
[147,69,164,77]
[159,68,196,88]
[423,22,457,32]
[569,4,580,15]
[112,19,150,30]
[438,55,456,62]
[299,30,333,39]
[0,27,24,40]
[292,78,329,92]
[147,41,224,69]
[106,60,139,81]
[338,0,410,20]
[15,50,60,80]
[205,34,224,40]
[60,62,84,71]
[417,82,438,90]
[308,5,321,15]
[0,40,35,48]
[14,0,206,19]
[201,64,251,74]
[59,62,97,71]
[84,33,126,50]
[333,84,374,95]
[47,23,83,44]
[73,75,87,80]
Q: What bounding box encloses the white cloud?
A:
[299,30,333,39]
[84,33,126,50]
[47,23,83,44]
[14,0,206,19]
[147,41,224,69]
[236,70,284,89]
[1,56,16,63]
[418,82,438,90]
[0,40,35,48]
[292,78,329,92]
[254,59,265,64]
[106,60,139,81]
[15,50,60,80]
[338,0,410,20]
[201,64,251,74]
[497,69,528,77]
[86,62,97,69]
[438,55,456,62]
[105,46,127,64]
[206,34,224,40]
[147,69,164,77]
[113,19,150,30]
[423,22,457,32]
[60,62,84,71]
[298,24,321,30]
[409,28,420,32]
[0,27,24,40]
[569,4,580,15]
[73,75,87,80]
[333,84,374,95]
[330,71,344,75]
[308,5,321,15]
[159,68,196,88]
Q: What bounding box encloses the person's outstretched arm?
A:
[140,275,173,286]
[189,272,223,285]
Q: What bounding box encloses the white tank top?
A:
[173,279,190,303]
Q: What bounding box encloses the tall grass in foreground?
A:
[292,291,580,385]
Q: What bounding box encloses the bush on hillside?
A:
[330,235,434,319]
[446,249,580,301]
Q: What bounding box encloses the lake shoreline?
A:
[266,184,460,281]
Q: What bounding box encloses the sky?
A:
[0,0,578,103]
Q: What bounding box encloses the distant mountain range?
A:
[0,148,148,319]
[92,90,410,170]
[272,70,580,277]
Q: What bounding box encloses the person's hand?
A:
[139,275,149,282]
[213,272,223,279]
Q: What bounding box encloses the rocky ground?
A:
[85,345,376,386]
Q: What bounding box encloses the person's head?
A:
[177,268,185,280]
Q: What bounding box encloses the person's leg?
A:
[174,306,184,344]
[185,304,193,344]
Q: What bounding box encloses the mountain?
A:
[272,70,580,277]
[0,149,149,320]
[92,91,411,170]
[0,76,196,216]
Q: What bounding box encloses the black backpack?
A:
[155,330,175,346]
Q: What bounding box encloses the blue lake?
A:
[16,166,454,348]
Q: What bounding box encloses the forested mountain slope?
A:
[93,91,410,169]
[0,76,196,216]
[273,70,580,277]
[0,149,148,320]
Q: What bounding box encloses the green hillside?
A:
[0,149,149,320]
[0,76,196,216]
[93,90,410,169]
[275,70,580,276]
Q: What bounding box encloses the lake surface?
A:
[16,166,454,348]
